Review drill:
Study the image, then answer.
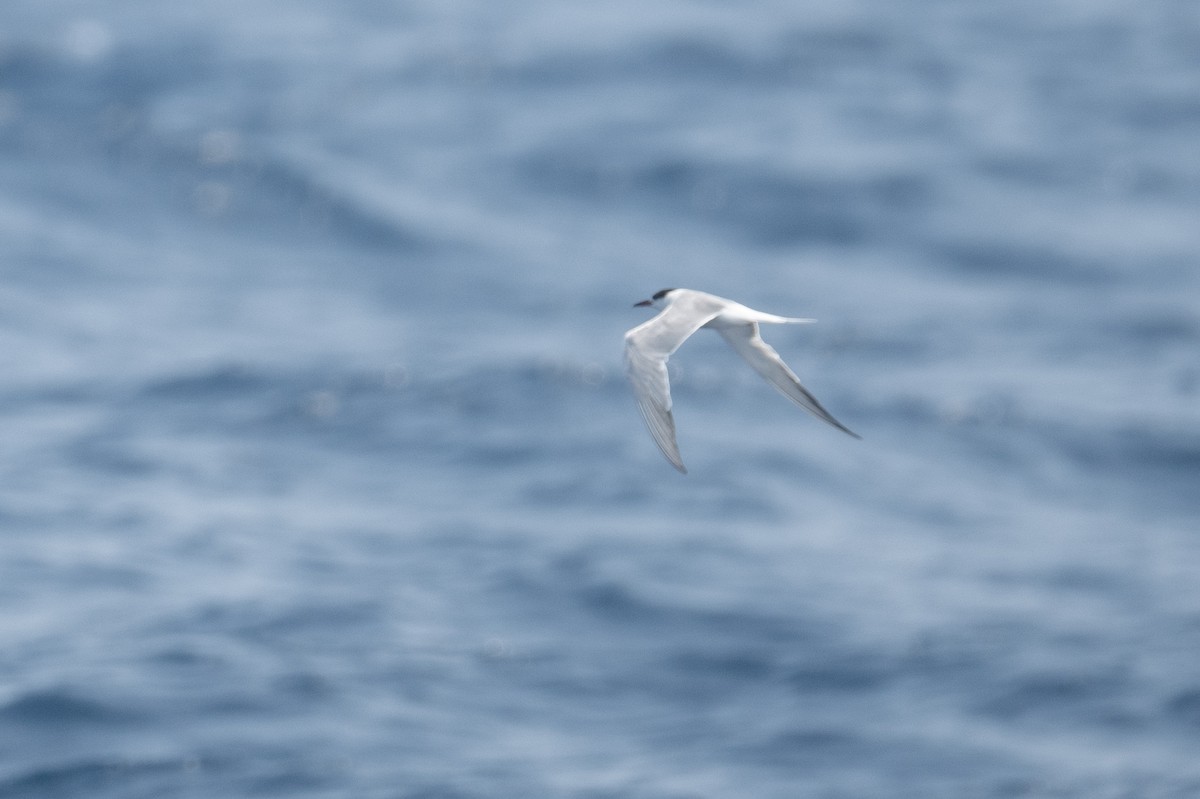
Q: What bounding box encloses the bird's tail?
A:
[756,313,817,325]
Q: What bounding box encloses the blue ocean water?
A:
[2,1,1199,796]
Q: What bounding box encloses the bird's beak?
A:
[634,299,652,307]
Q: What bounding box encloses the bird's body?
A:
[624,288,859,473]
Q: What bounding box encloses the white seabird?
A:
[624,288,859,473]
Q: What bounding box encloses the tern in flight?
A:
[624,288,859,473]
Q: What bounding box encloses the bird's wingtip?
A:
[834,421,862,440]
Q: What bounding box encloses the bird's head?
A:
[633,288,676,310]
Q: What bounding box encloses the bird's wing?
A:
[718,323,861,439]
[623,294,725,472]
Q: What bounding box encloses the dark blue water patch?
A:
[502,547,826,649]
[787,647,900,694]
[0,38,215,119]
[182,598,386,655]
[4,43,436,256]
[0,380,110,412]
[1052,423,1200,511]
[742,724,1012,790]
[976,149,1200,203]
[895,398,1200,518]
[815,324,939,365]
[1118,164,1200,201]
[697,479,785,521]
[495,23,898,89]
[147,643,232,673]
[859,390,1042,489]
[972,151,1098,190]
[640,37,795,83]
[128,363,379,446]
[870,393,947,429]
[898,622,1124,719]
[1037,564,1132,597]
[518,471,658,508]
[240,761,340,798]
[703,168,932,247]
[573,579,675,626]
[41,366,305,479]
[1165,688,1200,729]
[64,432,164,478]
[1098,309,1199,351]
[519,146,933,246]
[125,133,433,254]
[269,671,339,704]
[0,758,199,799]
[140,363,282,402]
[974,563,1132,607]
[38,561,153,593]
[0,689,141,728]
[904,627,1008,682]
[238,600,387,646]
[736,726,867,774]
[668,649,775,683]
[741,443,851,485]
[934,240,1114,284]
[209,154,433,253]
[502,37,769,87]
[140,641,347,722]
[973,666,1140,729]
[518,458,786,517]
[393,366,641,477]
[421,359,617,421]
[399,787,482,799]
[1127,93,1200,132]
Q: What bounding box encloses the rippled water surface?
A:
[2,2,1199,797]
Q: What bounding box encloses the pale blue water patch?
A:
[2,1,1200,797]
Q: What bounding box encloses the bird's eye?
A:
[652,288,674,300]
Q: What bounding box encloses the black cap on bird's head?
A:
[634,288,676,308]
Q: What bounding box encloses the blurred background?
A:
[2,1,1199,796]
